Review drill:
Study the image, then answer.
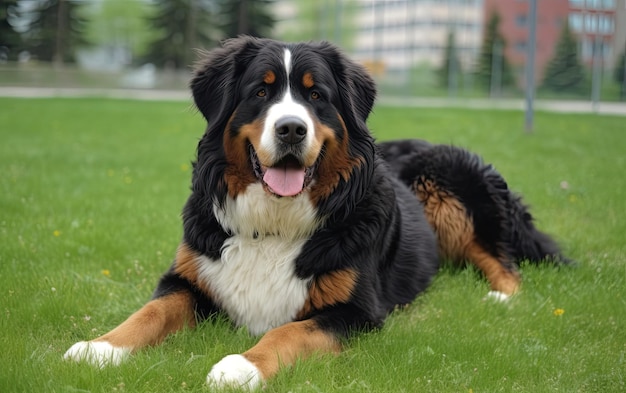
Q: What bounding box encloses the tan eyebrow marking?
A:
[302,72,314,89]
[264,70,276,84]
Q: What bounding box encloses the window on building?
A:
[515,41,527,53]
[603,44,613,61]
[601,0,615,9]
[598,14,614,34]
[569,13,583,32]
[587,0,601,9]
[516,14,528,27]
[585,13,598,33]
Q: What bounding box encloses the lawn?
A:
[0,97,624,392]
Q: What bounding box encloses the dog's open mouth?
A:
[250,145,315,197]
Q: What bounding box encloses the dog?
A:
[64,36,569,388]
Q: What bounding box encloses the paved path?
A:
[2,86,626,116]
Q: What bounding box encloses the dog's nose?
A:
[275,116,307,144]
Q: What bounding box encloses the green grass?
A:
[1,97,625,392]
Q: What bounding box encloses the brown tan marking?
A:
[302,72,314,89]
[309,115,363,204]
[297,268,358,319]
[263,70,276,85]
[173,242,200,284]
[173,242,217,300]
[93,291,196,350]
[465,242,520,295]
[414,177,520,295]
[415,178,474,261]
[243,320,341,380]
[223,114,263,197]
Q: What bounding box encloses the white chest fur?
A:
[199,183,321,335]
[197,237,310,335]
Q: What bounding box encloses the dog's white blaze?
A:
[259,48,315,164]
[203,183,319,335]
[260,92,315,163]
[283,48,292,74]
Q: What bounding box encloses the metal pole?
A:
[524,0,537,133]
[334,0,343,45]
[447,1,458,98]
[622,44,626,101]
[591,36,602,113]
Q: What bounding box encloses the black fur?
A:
[378,139,571,267]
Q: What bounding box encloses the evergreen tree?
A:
[20,0,90,64]
[614,42,625,100]
[0,0,22,61]
[541,22,586,93]
[215,0,275,38]
[436,30,461,89]
[143,0,218,70]
[475,12,514,93]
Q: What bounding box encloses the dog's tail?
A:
[503,192,573,265]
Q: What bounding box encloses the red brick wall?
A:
[484,0,570,83]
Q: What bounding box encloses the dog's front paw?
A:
[207,354,262,390]
[63,341,130,368]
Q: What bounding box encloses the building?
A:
[274,0,625,80]
[274,0,485,74]
[484,0,621,83]
[351,0,484,71]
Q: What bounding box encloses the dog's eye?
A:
[310,91,320,100]
[256,89,267,98]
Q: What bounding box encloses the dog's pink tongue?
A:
[263,165,305,197]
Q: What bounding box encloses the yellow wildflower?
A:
[553,308,565,316]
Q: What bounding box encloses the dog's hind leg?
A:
[415,179,520,296]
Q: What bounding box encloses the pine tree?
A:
[0,0,22,61]
[541,22,586,93]
[20,0,90,64]
[143,0,218,70]
[215,0,275,38]
[614,42,626,100]
[437,30,461,89]
[475,12,514,93]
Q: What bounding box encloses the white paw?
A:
[63,341,130,368]
[207,354,262,390]
[485,291,511,302]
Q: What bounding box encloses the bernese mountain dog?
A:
[64,36,569,388]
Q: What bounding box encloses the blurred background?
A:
[1,0,625,103]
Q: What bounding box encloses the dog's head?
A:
[190,36,377,217]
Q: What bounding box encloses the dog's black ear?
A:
[317,42,377,127]
[190,36,264,127]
